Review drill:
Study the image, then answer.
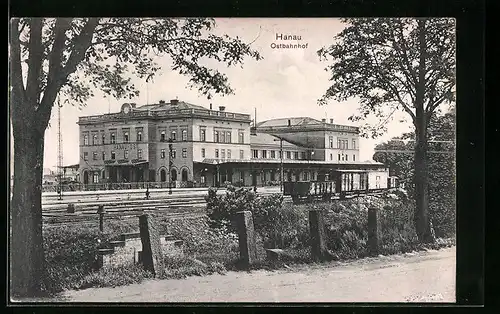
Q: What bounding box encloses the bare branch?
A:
[38,18,99,131]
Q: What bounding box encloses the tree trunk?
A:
[10,118,46,297]
[413,19,435,244]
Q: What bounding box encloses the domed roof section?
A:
[256,117,322,128]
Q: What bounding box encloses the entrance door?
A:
[83,171,89,184]
[109,168,117,183]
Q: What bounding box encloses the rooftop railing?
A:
[79,108,251,124]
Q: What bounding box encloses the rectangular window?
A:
[220,131,226,143]
[110,133,116,144]
[102,152,105,160]
[102,134,105,144]
[200,129,206,141]
[240,150,244,159]
[171,131,177,141]
[93,152,97,160]
[352,139,356,149]
[201,148,206,158]
[221,149,226,159]
[215,149,219,158]
[329,136,334,148]
[271,151,276,159]
[294,152,299,160]
[338,153,341,161]
[182,148,187,158]
[111,151,116,160]
[353,154,356,161]
[330,153,333,161]
[214,131,219,143]
[252,150,258,158]
[346,154,348,161]
[83,152,88,160]
[92,134,98,145]
[161,149,166,159]
[83,134,89,145]
[301,151,306,159]
[238,131,244,144]
[137,131,142,142]
[262,150,267,159]
[124,150,129,159]
[182,129,188,141]
[124,132,129,143]
[226,131,231,143]
[286,151,291,159]
[160,131,166,142]
[227,149,231,159]
[138,149,142,159]
[171,149,176,159]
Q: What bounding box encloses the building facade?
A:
[78,99,387,187]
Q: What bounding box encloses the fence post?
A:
[97,205,105,232]
[235,211,258,267]
[368,207,381,256]
[309,209,329,262]
[139,214,164,278]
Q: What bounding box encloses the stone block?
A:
[368,207,381,257]
[139,214,165,278]
[235,211,257,267]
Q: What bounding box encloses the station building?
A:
[77,99,387,187]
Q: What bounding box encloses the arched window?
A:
[171,169,177,181]
[83,171,89,184]
[160,169,166,182]
[182,169,188,181]
[93,134,98,145]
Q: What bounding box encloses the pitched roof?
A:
[250,132,302,148]
[256,117,323,128]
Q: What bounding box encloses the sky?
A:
[30,18,418,170]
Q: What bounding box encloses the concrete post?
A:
[97,205,105,232]
[368,207,381,256]
[235,211,258,267]
[139,214,165,277]
[309,209,329,262]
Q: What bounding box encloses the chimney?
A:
[210,103,213,110]
[170,99,179,106]
[219,106,226,112]
[159,100,165,104]
[321,118,326,123]
[330,119,334,124]
[287,119,291,126]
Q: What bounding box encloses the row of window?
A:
[83,129,247,145]
[83,149,144,161]
[83,131,143,145]
[329,153,356,162]
[159,129,188,142]
[251,149,305,160]
[328,137,357,150]
[160,148,188,159]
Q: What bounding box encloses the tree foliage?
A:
[373,109,456,236]
[317,18,455,137]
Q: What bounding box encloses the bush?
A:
[205,186,309,249]
[42,224,113,293]
[77,263,152,290]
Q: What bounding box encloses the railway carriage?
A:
[284,169,398,204]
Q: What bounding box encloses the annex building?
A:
[77,99,387,187]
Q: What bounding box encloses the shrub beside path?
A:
[41,246,456,303]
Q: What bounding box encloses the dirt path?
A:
[29,247,457,303]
